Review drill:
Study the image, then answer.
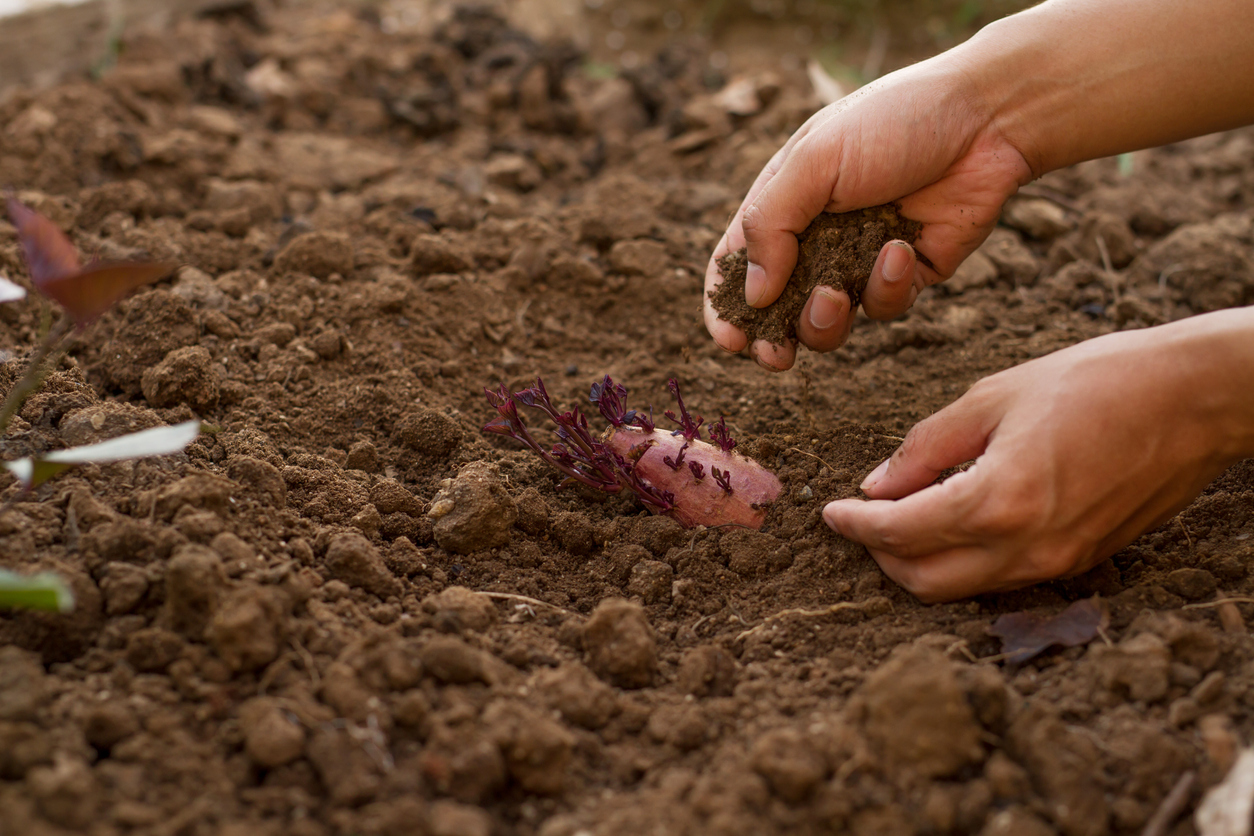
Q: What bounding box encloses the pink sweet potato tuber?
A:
[484,376,782,529]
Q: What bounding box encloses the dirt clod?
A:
[711,204,922,345]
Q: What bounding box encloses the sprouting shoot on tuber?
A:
[484,376,782,529]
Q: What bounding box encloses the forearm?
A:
[1164,307,1254,464]
[956,0,1254,177]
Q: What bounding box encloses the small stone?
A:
[582,598,657,689]
[430,462,517,555]
[1001,197,1073,240]
[411,233,471,275]
[429,800,493,836]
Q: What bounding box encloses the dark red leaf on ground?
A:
[988,596,1108,664]
[7,198,176,327]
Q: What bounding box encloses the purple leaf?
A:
[988,597,1109,664]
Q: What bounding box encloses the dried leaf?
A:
[1196,748,1254,836]
[988,596,1108,664]
[4,420,201,489]
[0,275,26,302]
[7,198,176,327]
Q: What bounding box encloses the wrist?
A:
[1167,308,1254,463]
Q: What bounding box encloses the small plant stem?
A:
[0,316,73,438]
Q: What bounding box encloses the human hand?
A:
[704,51,1033,371]
[822,311,1254,602]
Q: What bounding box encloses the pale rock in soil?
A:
[581,598,657,689]
[1165,567,1218,601]
[239,697,305,768]
[323,532,402,599]
[946,250,999,294]
[421,586,498,633]
[979,807,1058,836]
[410,232,472,275]
[1196,748,1254,836]
[851,644,985,779]
[429,461,517,554]
[533,663,619,730]
[1002,197,1074,240]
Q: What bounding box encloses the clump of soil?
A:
[711,204,922,344]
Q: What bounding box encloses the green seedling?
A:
[0,568,74,612]
[2,197,199,610]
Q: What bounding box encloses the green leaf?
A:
[4,420,201,489]
[0,569,74,612]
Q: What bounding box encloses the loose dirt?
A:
[1,2,1254,835]
[711,204,923,344]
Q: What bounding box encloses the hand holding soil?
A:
[702,56,1033,371]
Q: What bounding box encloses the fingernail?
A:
[860,459,889,492]
[745,262,768,306]
[808,289,845,331]
[883,241,912,283]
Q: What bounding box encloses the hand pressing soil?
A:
[710,204,923,346]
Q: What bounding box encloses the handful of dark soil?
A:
[710,204,922,345]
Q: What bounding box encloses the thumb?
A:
[862,386,1004,499]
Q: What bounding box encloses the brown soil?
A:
[1,3,1254,835]
[711,204,923,344]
